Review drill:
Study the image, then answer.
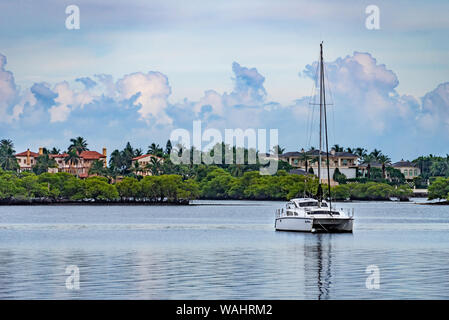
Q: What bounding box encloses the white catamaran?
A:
[275,43,354,233]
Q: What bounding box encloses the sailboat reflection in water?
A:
[275,43,354,233]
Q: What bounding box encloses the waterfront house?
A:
[15,149,40,172]
[131,154,163,176]
[391,160,421,180]
[279,148,358,183]
[358,161,383,178]
[15,147,107,178]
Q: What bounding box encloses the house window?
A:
[404,170,407,176]
[293,159,298,164]
[342,159,348,166]
[414,169,418,176]
[409,169,413,176]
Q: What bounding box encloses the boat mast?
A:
[320,42,333,209]
[317,43,323,206]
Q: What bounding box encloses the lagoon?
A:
[0,199,448,299]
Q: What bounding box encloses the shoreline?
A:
[0,199,191,206]
[0,197,438,206]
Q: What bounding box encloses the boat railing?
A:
[275,208,284,218]
[331,206,355,217]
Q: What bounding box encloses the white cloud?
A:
[49,81,94,122]
[0,54,18,121]
[116,71,172,125]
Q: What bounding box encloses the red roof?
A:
[50,153,69,158]
[80,151,106,160]
[132,154,161,161]
[15,151,40,157]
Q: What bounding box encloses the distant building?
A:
[279,149,358,183]
[131,154,163,176]
[15,147,107,178]
[391,160,420,180]
[357,161,383,178]
[15,149,40,172]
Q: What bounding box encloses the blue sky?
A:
[1,0,449,161]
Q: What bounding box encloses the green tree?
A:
[50,147,61,154]
[148,143,164,157]
[0,139,19,171]
[89,159,108,176]
[64,149,80,176]
[33,154,58,175]
[332,184,351,200]
[428,177,449,201]
[165,140,173,156]
[146,157,162,176]
[116,177,141,199]
[378,154,391,179]
[332,144,344,152]
[84,177,118,200]
[333,167,347,184]
[68,137,89,153]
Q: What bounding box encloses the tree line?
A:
[0,170,199,204]
[1,138,448,203]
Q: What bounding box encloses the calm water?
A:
[0,199,448,299]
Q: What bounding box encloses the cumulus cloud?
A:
[302,52,420,133]
[116,71,172,125]
[1,50,449,160]
[419,82,449,133]
[49,81,94,122]
[0,53,18,121]
[75,77,97,89]
[192,61,268,118]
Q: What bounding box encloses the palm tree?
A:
[134,148,143,157]
[354,147,367,159]
[33,154,57,175]
[109,149,123,175]
[89,159,107,176]
[0,139,14,149]
[64,149,80,176]
[272,145,285,156]
[121,142,135,172]
[146,157,162,176]
[131,160,142,176]
[68,137,88,154]
[0,139,19,171]
[148,143,164,157]
[299,149,312,172]
[50,147,61,154]
[345,147,354,153]
[332,144,344,152]
[378,154,391,179]
[370,148,383,161]
[362,154,375,179]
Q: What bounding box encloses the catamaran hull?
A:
[275,217,353,233]
[312,218,353,233]
[275,217,313,232]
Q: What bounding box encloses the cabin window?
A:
[308,211,339,215]
[299,201,318,207]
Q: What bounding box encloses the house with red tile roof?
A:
[15,147,107,178]
[131,154,163,176]
[15,149,40,172]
